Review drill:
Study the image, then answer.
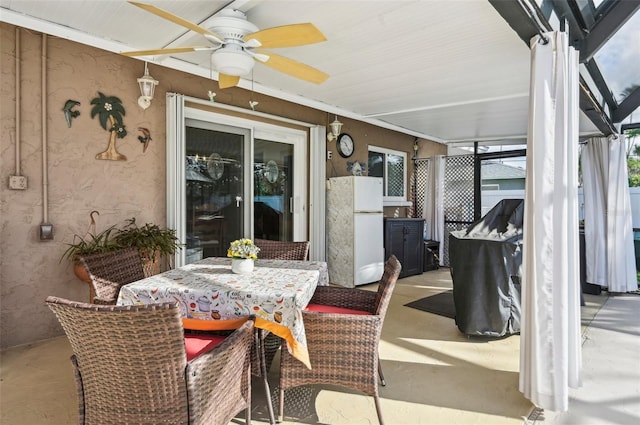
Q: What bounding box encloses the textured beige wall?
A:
[0,23,445,349]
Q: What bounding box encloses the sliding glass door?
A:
[170,104,307,266]
[185,121,250,262]
[254,139,294,241]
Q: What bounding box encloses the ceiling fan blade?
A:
[219,74,240,89]
[245,23,326,48]
[121,47,207,57]
[256,51,328,84]
[129,1,224,43]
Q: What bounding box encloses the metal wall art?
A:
[90,92,127,161]
[62,100,80,128]
[137,127,152,152]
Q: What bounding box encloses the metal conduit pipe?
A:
[42,33,47,221]
[15,27,21,175]
[41,33,52,239]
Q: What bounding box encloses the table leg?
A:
[257,328,276,425]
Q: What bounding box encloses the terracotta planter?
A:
[73,263,91,283]
[73,263,95,303]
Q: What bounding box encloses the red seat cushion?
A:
[305,303,372,315]
[184,334,226,361]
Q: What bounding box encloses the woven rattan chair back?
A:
[79,247,145,304]
[254,239,310,260]
[46,296,253,425]
[374,255,401,318]
[278,255,402,425]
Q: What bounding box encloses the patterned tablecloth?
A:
[205,257,329,286]
[116,257,324,368]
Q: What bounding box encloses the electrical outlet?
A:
[9,175,27,190]
[327,151,333,160]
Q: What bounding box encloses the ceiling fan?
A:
[122,1,329,89]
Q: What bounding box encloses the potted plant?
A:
[114,217,182,276]
[227,238,260,274]
[60,224,121,282]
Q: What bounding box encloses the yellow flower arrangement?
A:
[227,238,260,260]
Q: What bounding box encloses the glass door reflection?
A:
[185,122,248,263]
[254,139,294,241]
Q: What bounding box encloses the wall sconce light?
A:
[326,116,343,142]
[137,62,158,109]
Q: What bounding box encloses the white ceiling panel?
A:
[0,0,602,144]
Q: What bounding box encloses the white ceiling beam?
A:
[447,130,605,145]
[364,93,529,118]
[1,8,131,53]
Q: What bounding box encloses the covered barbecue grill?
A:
[449,199,524,337]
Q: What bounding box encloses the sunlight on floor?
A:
[2,267,534,425]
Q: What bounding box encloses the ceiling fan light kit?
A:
[211,48,254,77]
[124,1,328,88]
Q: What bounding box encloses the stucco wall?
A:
[0,23,445,349]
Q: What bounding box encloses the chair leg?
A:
[246,378,252,425]
[258,329,276,425]
[378,361,386,386]
[278,388,285,422]
[374,395,385,425]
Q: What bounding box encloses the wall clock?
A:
[337,133,354,158]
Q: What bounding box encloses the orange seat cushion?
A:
[184,334,226,361]
[305,303,371,315]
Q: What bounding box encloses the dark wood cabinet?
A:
[384,218,424,278]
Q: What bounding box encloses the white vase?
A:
[231,258,254,274]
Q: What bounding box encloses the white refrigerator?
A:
[326,176,385,287]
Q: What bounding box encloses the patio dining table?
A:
[116,256,327,368]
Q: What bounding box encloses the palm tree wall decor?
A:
[90,92,128,160]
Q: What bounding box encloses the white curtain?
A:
[519,31,582,412]
[166,93,186,267]
[581,138,608,285]
[607,136,637,292]
[422,155,445,264]
[582,135,638,292]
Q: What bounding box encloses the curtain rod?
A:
[516,0,549,44]
[578,82,618,136]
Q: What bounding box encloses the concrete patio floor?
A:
[1,267,637,424]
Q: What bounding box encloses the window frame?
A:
[368,145,408,204]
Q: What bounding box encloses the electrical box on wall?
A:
[9,175,27,190]
[40,223,54,240]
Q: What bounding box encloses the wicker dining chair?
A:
[46,296,253,425]
[184,323,278,425]
[254,239,310,260]
[278,255,402,425]
[253,237,311,417]
[78,247,146,304]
